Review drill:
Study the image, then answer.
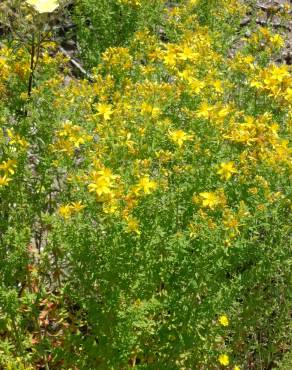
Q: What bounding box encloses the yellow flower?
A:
[269,65,290,83]
[0,159,17,175]
[188,78,205,94]
[7,129,29,148]
[163,45,178,67]
[0,175,12,187]
[178,45,198,61]
[134,176,157,196]
[234,366,241,370]
[141,103,161,118]
[96,103,114,121]
[70,201,86,213]
[88,168,117,198]
[248,187,258,195]
[103,199,119,214]
[196,102,213,120]
[217,161,237,181]
[212,80,224,94]
[189,222,201,239]
[199,191,221,210]
[270,34,284,48]
[218,315,229,326]
[169,130,193,148]
[218,354,229,366]
[58,204,72,219]
[125,217,141,235]
[26,0,59,13]
[223,212,240,235]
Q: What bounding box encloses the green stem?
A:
[28,33,36,97]
[11,317,23,355]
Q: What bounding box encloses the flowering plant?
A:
[0,0,291,368]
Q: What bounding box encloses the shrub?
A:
[73,0,165,68]
[0,0,291,369]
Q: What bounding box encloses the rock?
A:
[240,17,251,27]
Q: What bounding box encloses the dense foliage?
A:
[0,0,291,369]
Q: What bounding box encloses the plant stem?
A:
[11,317,23,355]
[28,33,36,97]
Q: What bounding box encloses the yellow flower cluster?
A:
[250,64,292,105]
[195,189,226,210]
[169,130,193,148]
[0,159,16,187]
[248,27,284,51]
[88,168,119,201]
[50,121,93,156]
[58,201,86,219]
